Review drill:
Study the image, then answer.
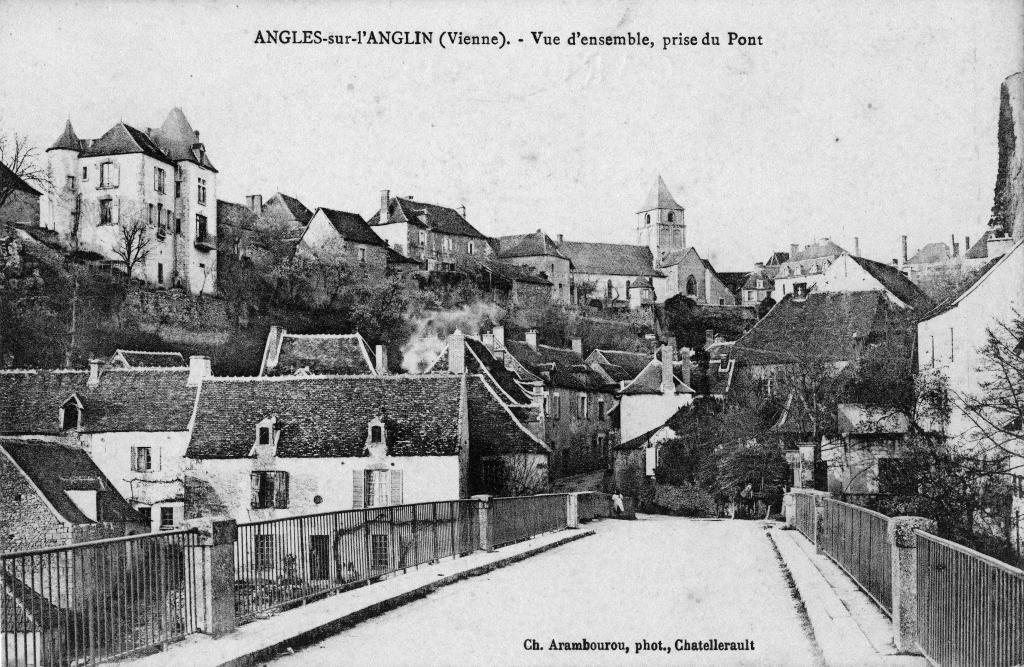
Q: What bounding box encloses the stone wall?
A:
[0,453,72,551]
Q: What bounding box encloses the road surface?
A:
[271,515,819,666]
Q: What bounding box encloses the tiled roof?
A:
[466,376,548,455]
[47,119,81,152]
[368,197,487,240]
[0,439,141,525]
[387,247,419,266]
[429,337,535,405]
[218,200,260,232]
[111,350,187,368]
[497,231,571,261]
[618,359,694,396]
[266,333,376,376]
[765,252,790,266]
[80,122,175,166]
[264,193,314,227]
[639,175,683,211]
[964,231,992,259]
[316,208,386,246]
[0,161,40,196]
[147,108,217,172]
[587,349,651,380]
[475,259,551,285]
[742,270,774,290]
[0,369,197,434]
[849,256,934,311]
[504,340,607,391]
[717,271,749,294]
[557,241,660,277]
[778,240,847,269]
[732,291,905,366]
[905,242,952,265]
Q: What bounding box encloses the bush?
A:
[652,483,717,517]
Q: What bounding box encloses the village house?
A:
[657,246,737,306]
[217,199,266,265]
[494,230,573,304]
[0,359,208,532]
[294,207,389,275]
[740,263,775,307]
[259,326,382,376]
[245,192,313,239]
[617,345,695,443]
[770,239,848,301]
[0,160,41,226]
[585,348,655,389]
[367,190,490,271]
[42,109,219,295]
[472,258,554,308]
[182,372,549,523]
[817,253,934,311]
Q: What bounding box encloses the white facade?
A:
[619,392,692,443]
[818,254,912,307]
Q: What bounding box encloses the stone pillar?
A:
[184,516,237,637]
[471,495,494,552]
[782,492,796,528]
[813,492,827,554]
[888,516,935,654]
[566,493,580,529]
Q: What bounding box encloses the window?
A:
[148,203,154,225]
[626,280,631,298]
[443,237,453,253]
[154,167,166,194]
[667,212,674,223]
[685,275,697,296]
[61,400,80,430]
[597,433,608,457]
[132,446,153,472]
[756,279,764,289]
[598,399,606,421]
[174,180,181,198]
[552,392,561,420]
[645,213,651,225]
[358,247,366,264]
[81,166,88,181]
[250,471,289,509]
[370,425,383,443]
[165,209,172,232]
[370,534,389,570]
[66,175,76,190]
[197,178,207,205]
[606,279,613,299]
[175,217,182,234]
[578,393,588,421]
[254,535,275,570]
[99,198,113,226]
[719,298,725,306]
[99,162,118,188]
[157,263,164,284]
[365,470,390,507]
[257,425,271,445]
[159,506,175,530]
[468,241,475,254]
[196,214,208,240]
[418,231,427,246]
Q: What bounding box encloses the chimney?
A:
[790,243,799,258]
[187,355,211,387]
[892,259,899,266]
[951,234,958,257]
[246,195,263,215]
[965,236,971,254]
[660,345,675,395]
[901,235,908,264]
[525,330,538,350]
[667,336,677,353]
[375,344,388,375]
[458,205,466,219]
[853,237,860,257]
[380,189,390,224]
[264,325,286,370]
[481,332,495,349]
[448,330,465,374]
[571,337,582,356]
[679,347,692,388]
[492,325,505,349]
[557,234,564,245]
[754,261,764,269]
[87,359,102,388]
[705,329,714,349]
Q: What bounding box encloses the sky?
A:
[0,0,1021,270]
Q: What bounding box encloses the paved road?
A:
[271,515,819,666]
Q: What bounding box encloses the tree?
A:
[0,128,50,211]
[112,211,155,285]
[575,279,597,306]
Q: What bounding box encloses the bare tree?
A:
[0,129,51,210]
[113,213,155,285]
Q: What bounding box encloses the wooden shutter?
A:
[130,446,138,472]
[352,469,364,509]
[273,471,289,509]
[112,162,120,187]
[389,470,403,505]
[113,196,121,225]
[250,472,261,509]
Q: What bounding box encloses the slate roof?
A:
[731,291,908,366]
[905,242,951,265]
[497,230,570,261]
[429,336,534,405]
[387,247,419,266]
[218,200,260,232]
[556,241,661,277]
[315,208,386,246]
[765,252,790,266]
[47,119,81,152]
[964,231,992,259]
[717,271,750,294]
[368,196,487,240]
[0,439,141,524]
[147,108,217,172]
[587,349,651,380]
[742,269,774,290]
[110,350,187,368]
[0,369,197,434]
[264,193,314,227]
[0,160,41,196]
[264,333,376,376]
[504,340,607,391]
[618,359,694,396]
[848,256,934,311]
[80,122,175,166]
[639,175,683,212]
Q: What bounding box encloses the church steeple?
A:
[636,175,685,263]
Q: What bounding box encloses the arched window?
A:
[645,213,651,225]
[685,275,697,296]
[667,212,674,223]
[61,401,80,430]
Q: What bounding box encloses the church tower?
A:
[636,175,685,265]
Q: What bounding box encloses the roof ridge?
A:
[115,349,185,355]
[0,369,86,375]
[283,332,362,339]
[203,373,459,383]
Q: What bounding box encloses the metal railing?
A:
[793,492,816,542]
[820,499,893,615]
[916,530,1024,667]
[577,492,611,523]
[1,529,204,666]
[233,500,480,623]
[491,494,568,548]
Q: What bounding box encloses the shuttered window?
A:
[250,471,289,509]
[352,469,403,508]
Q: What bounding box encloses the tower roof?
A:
[638,175,682,212]
[47,119,81,152]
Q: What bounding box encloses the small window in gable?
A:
[370,425,383,443]
[366,416,387,450]
[60,396,83,430]
[258,425,271,445]
[251,416,279,457]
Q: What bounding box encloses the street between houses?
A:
[270,516,818,666]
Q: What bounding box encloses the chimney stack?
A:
[525,330,538,350]
[187,355,212,387]
[375,344,388,375]
[557,234,564,245]
[458,205,466,219]
[705,329,714,349]
[951,234,958,258]
[660,345,675,395]
[88,359,102,388]
[448,330,465,374]
[481,332,495,349]
[571,337,582,356]
[492,325,505,349]
[790,243,799,258]
[246,195,263,216]
[679,347,692,388]
[853,237,860,257]
[965,236,971,254]
[380,189,390,224]
[901,235,908,264]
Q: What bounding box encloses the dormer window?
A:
[370,425,383,443]
[365,416,388,458]
[258,425,272,446]
[60,395,83,431]
[250,416,279,459]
